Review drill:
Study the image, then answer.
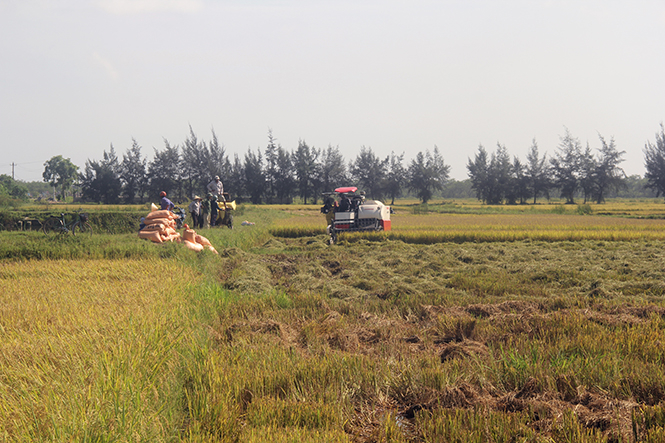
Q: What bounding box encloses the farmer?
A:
[207,175,224,200]
[321,196,337,226]
[201,193,211,228]
[159,191,174,211]
[209,195,222,227]
[338,194,351,212]
[188,195,203,229]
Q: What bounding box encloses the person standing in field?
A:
[160,191,174,211]
[209,195,222,227]
[201,193,211,228]
[321,196,336,227]
[207,175,224,200]
[188,195,203,229]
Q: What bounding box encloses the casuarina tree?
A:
[593,134,625,203]
[319,145,347,193]
[550,128,582,204]
[80,146,122,204]
[350,146,387,200]
[384,152,407,205]
[644,124,665,197]
[244,148,265,204]
[147,139,182,201]
[120,139,147,203]
[293,140,320,204]
[408,146,450,203]
[525,139,550,204]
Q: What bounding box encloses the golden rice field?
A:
[0,259,203,441]
[271,210,665,242]
[270,197,665,215]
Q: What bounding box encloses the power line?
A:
[10,161,43,166]
[7,161,44,181]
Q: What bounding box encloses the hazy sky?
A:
[2,0,665,183]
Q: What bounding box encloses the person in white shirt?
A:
[188,195,203,228]
[207,175,224,200]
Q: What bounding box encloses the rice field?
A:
[271,210,665,243]
[2,201,665,441]
[410,198,665,218]
[0,259,204,441]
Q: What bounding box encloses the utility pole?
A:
[11,162,15,180]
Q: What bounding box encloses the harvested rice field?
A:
[198,236,665,442]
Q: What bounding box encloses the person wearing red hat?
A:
[160,191,174,211]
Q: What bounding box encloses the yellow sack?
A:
[182,227,197,243]
[142,222,167,232]
[195,234,211,247]
[183,240,204,252]
[138,230,163,243]
[144,218,173,228]
[146,210,175,220]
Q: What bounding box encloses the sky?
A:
[2,0,665,183]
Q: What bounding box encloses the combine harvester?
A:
[322,186,391,244]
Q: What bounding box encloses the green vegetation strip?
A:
[2,207,149,233]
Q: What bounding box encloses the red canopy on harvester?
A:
[334,186,357,194]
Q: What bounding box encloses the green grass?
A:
[0,206,277,261]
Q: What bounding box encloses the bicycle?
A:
[42,212,93,236]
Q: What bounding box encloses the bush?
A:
[576,204,593,215]
[551,205,567,214]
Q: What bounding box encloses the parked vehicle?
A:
[172,207,186,229]
[214,193,236,229]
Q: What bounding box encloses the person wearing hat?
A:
[188,195,203,229]
[159,191,174,211]
[207,175,224,199]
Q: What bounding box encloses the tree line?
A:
[466,124,665,205]
[467,128,628,205]
[41,128,450,205]
[33,123,665,206]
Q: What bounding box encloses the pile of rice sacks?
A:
[138,207,217,254]
[138,209,181,243]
